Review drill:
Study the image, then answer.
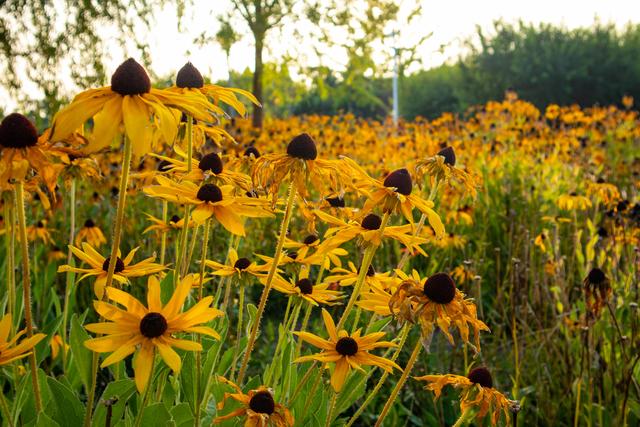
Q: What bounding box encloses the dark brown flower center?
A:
[170,215,180,223]
[303,234,318,245]
[198,153,223,174]
[383,168,412,195]
[423,273,456,304]
[196,184,223,203]
[248,391,275,414]
[244,146,260,158]
[287,251,298,260]
[296,278,313,294]
[467,367,493,388]
[0,113,38,148]
[157,160,173,172]
[234,257,251,270]
[139,312,168,338]
[175,62,204,88]
[110,58,151,96]
[102,257,125,273]
[587,268,606,285]
[286,133,317,160]
[84,219,95,228]
[36,221,44,228]
[335,337,358,356]
[326,196,345,208]
[361,214,382,230]
[437,146,456,166]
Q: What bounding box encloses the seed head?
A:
[468,367,493,388]
[248,391,275,415]
[287,133,317,160]
[198,153,223,174]
[175,62,204,88]
[383,168,412,195]
[361,214,382,230]
[335,337,358,356]
[423,273,456,304]
[139,312,168,338]
[196,184,223,203]
[110,58,151,96]
[437,146,456,166]
[0,113,38,148]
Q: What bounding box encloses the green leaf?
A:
[91,379,137,427]
[170,403,194,427]
[46,377,85,427]
[139,402,171,426]
[70,313,92,391]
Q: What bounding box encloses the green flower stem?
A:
[237,182,297,386]
[159,200,168,265]
[186,116,194,172]
[184,223,200,277]
[15,181,42,412]
[61,179,76,372]
[220,234,240,311]
[287,360,317,405]
[194,219,212,427]
[84,134,133,427]
[337,211,391,331]
[175,116,195,282]
[374,337,423,427]
[3,198,16,332]
[452,407,474,427]
[345,323,412,427]
[295,304,313,357]
[325,391,339,427]
[230,281,246,381]
[0,386,14,427]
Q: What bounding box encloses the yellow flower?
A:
[384,271,489,351]
[26,220,54,245]
[50,334,69,360]
[414,368,515,426]
[142,213,193,235]
[415,146,478,198]
[49,58,215,158]
[557,193,592,211]
[0,113,63,190]
[294,308,400,392]
[205,248,271,279]
[214,376,294,427]
[143,176,273,234]
[269,269,344,306]
[84,275,223,392]
[313,209,428,254]
[252,133,345,202]
[151,146,252,191]
[75,219,107,247]
[57,243,165,298]
[325,261,396,292]
[0,313,46,366]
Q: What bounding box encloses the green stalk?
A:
[83,134,133,427]
[3,198,16,330]
[0,386,14,427]
[174,115,195,283]
[15,181,42,411]
[237,182,296,385]
[374,337,423,426]
[194,219,211,427]
[337,211,391,331]
[345,323,411,427]
[325,391,339,427]
[159,200,168,265]
[230,281,246,381]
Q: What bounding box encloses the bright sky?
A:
[133,0,640,82]
[3,0,640,111]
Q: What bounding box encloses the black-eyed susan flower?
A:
[557,192,592,211]
[385,271,489,351]
[84,275,223,392]
[342,158,445,237]
[151,147,252,191]
[75,219,107,247]
[0,313,46,365]
[26,220,54,245]
[269,269,344,306]
[414,367,516,426]
[294,308,400,392]
[214,376,294,426]
[313,210,428,254]
[415,146,478,197]
[58,243,165,298]
[142,213,192,235]
[49,58,215,158]
[205,248,270,279]
[252,133,344,201]
[143,176,273,233]
[583,267,611,317]
[0,113,62,190]
[50,334,68,360]
[325,262,396,292]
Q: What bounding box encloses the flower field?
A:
[0,60,639,426]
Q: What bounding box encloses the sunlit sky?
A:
[3,0,640,110]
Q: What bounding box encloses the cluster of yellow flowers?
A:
[1,58,638,426]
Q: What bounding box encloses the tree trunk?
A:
[252,35,264,129]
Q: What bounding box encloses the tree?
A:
[0,0,164,124]
[225,0,294,128]
[216,16,241,84]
